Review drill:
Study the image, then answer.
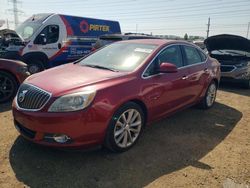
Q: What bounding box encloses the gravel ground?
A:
[0,85,249,188]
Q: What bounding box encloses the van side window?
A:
[183,45,202,65]
[144,45,183,77]
[35,25,59,44]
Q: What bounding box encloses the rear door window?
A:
[183,45,202,65]
[198,50,207,62]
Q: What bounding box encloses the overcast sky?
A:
[0,0,250,38]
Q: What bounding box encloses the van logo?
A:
[18,90,28,103]
[80,20,89,33]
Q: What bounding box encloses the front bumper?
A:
[12,101,110,148]
[221,66,250,81]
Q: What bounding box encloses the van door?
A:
[34,25,61,66]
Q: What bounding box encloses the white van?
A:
[1,13,121,73]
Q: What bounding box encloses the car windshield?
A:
[80,42,157,72]
[15,22,41,40]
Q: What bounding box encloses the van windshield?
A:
[15,22,41,40]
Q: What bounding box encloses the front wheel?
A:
[199,81,217,109]
[104,102,145,152]
[27,60,45,74]
[0,71,18,103]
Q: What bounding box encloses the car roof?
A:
[119,39,191,46]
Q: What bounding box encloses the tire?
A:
[0,71,18,103]
[27,59,45,74]
[199,81,217,109]
[104,102,145,152]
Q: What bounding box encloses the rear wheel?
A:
[104,102,145,152]
[0,71,18,103]
[27,59,45,74]
[199,81,217,109]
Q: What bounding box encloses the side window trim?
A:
[142,43,208,79]
[180,44,207,67]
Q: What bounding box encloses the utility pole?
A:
[206,17,210,38]
[247,22,250,39]
[6,19,9,29]
[136,24,138,34]
[7,0,23,29]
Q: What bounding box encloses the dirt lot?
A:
[0,85,249,188]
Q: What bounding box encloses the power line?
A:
[6,0,23,28]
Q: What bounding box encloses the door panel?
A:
[146,68,191,120]
[186,63,209,101]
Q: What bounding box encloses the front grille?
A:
[17,83,51,110]
[15,120,36,139]
[220,65,236,72]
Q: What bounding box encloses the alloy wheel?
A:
[206,83,216,107]
[0,74,15,103]
[113,109,142,148]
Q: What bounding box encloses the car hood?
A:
[204,34,250,52]
[25,63,128,96]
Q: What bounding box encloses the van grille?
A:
[17,84,51,110]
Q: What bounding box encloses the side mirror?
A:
[36,34,46,45]
[158,62,178,73]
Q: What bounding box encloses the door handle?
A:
[182,75,188,80]
[58,43,62,49]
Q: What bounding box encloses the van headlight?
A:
[48,90,96,112]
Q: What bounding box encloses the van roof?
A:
[25,13,53,23]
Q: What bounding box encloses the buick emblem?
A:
[18,90,28,103]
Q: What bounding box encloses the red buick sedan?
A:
[12,39,220,152]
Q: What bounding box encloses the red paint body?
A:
[0,58,29,83]
[12,40,220,148]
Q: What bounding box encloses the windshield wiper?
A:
[84,64,119,72]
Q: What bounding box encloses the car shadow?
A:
[9,102,242,188]
[219,82,250,97]
[0,102,12,113]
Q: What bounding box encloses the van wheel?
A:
[0,71,18,103]
[27,60,45,74]
[104,102,145,152]
[199,81,217,109]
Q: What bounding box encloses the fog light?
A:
[53,134,71,143]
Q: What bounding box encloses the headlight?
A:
[48,90,96,112]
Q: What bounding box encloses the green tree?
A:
[184,33,188,40]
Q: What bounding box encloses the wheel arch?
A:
[22,52,49,69]
[0,69,20,85]
[114,98,148,126]
[212,78,219,88]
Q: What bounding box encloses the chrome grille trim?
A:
[16,83,52,111]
